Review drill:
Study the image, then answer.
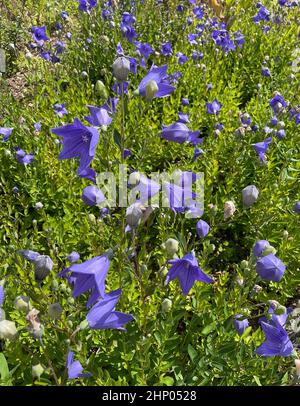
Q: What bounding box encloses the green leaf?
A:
[113,129,122,150]
[160,376,174,386]
[201,322,217,336]
[0,353,11,386]
[187,344,198,363]
[253,375,262,386]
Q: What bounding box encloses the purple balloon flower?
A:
[253,240,270,257]
[123,148,133,159]
[233,315,249,336]
[206,98,223,115]
[255,319,293,357]
[0,127,13,142]
[196,219,210,238]
[84,105,112,128]
[31,26,49,46]
[67,251,80,263]
[256,253,286,282]
[17,249,40,262]
[161,122,191,144]
[86,289,134,330]
[59,255,110,307]
[0,285,4,307]
[269,94,287,113]
[275,129,286,139]
[82,185,105,206]
[261,67,271,77]
[15,148,34,165]
[267,305,291,327]
[53,102,68,118]
[160,42,173,57]
[135,42,154,59]
[252,137,272,162]
[166,252,214,296]
[51,118,99,176]
[34,122,42,132]
[292,202,300,214]
[67,351,91,379]
[77,166,97,183]
[138,65,175,100]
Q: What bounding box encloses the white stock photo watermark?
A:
[95,165,204,218]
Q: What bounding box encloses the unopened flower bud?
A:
[81,71,88,79]
[268,300,280,310]
[242,185,259,208]
[126,203,144,227]
[236,277,244,287]
[48,303,62,319]
[128,171,140,186]
[164,238,179,256]
[14,295,31,312]
[88,213,96,224]
[0,320,17,340]
[240,260,249,269]
[145,80,159,101]
[162,298,172,313]
[99,35,110,44]
[35,202,43,210]
[32,364,45,380]
[251,284,263,296]
[33,255,53,281]
[224,201,236,220]
[80,319,89,330]
[112,57,130,81]
[283,230,289,240]
[95,80,109,99]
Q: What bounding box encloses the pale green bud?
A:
[14,295,31,312]
[79,319,89,330]
[88,213,96,224]
[32,364,45,380]
[0,320,18,340]
[48,303,63,319]
[283,230,289,240]
[164,238,179,256]
[162,298,172,313]
[128,171,140,186]
[240,260,249,269]
[95,80,109,99]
